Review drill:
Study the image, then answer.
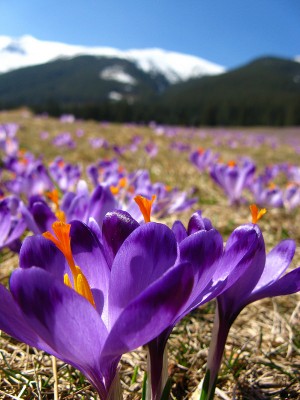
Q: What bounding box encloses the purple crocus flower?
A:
[190,148,218,172]
[283,183,300,210]
[0,213,195,399]
[145,141,158,158]
[0,196,26,252]
[21,182,117,234]
[251,179,284,208]
[5,160,54,197]
[210,159,256,205]
[201,206,300,400]
[61,182,117,227]
[49,157,81,192]
[139,207,265,400]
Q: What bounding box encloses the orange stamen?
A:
[20,158,29,166]
[57,160,65,168]
[228,160,236,167]
[44,221,95,307]
[250,204,267,224]
[43,221,75,269]
[268,182,276,190]
[134,195,156,223]
[197,147,204,155]
[119,177,127,188]
[18,149,26,157]
[110,185,119,195]
[46,189,60,208]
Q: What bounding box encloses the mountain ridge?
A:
[0,47,299,126]
[0,35,225,83]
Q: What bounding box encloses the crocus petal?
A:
[9,216,27,239]
[171,220,187,243]
[20,201,41,234]
[70,221,110,292]
[87,217,103,242]
[248,267,300,303]
[214,224,263,290]
[10,267,108,375]
[187,211,213,234]
[109,222,178,325]
[0,207,11,245]
[86,185,117,227]
[253,239,296,292]
[217,224,266,323]
[31,202,56,233]
[180,229,223,293]
[103,261,194,357]
[102,210,139,268]
[20,235,66,280]
[0,284,42,348]
[65,193,88,222]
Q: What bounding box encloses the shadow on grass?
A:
[235,379,300,400]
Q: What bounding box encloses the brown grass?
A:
[0,109,299,399]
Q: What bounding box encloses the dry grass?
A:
[0,109,299,399]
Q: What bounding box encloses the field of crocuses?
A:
[0,109,300,400]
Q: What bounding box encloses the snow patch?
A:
[108,91,123,101]
[100,66,137,85]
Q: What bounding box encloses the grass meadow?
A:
[0,109,300,399]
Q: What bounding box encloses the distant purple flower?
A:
[89,137,109,149]
[76,129,84,137]
[59,114,75,123]
[251,179,284,208]
[49,157,81,191]
[145,141,158,158]
[40,131,49,140]
[0,196,26,252]
[283,183,300,210]
[210,159,256,205]
[190,148,218,172]
[5,161,54,197]
[52,132,76,149]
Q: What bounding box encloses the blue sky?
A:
[0,0,299,68]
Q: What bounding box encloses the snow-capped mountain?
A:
[0,35,225,82]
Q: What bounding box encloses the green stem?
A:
[200,303,230,400]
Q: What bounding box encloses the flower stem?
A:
[201,303,230,400]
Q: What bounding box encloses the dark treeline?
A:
[28,97,300,126]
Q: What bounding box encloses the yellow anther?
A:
[64,273,72,288]
[75,270,96,308]
[250,204,267,224]
[55,209,66,222]
[134,194,156,223]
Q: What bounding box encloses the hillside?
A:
[160,57,300,125]
[0,55,299,125]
